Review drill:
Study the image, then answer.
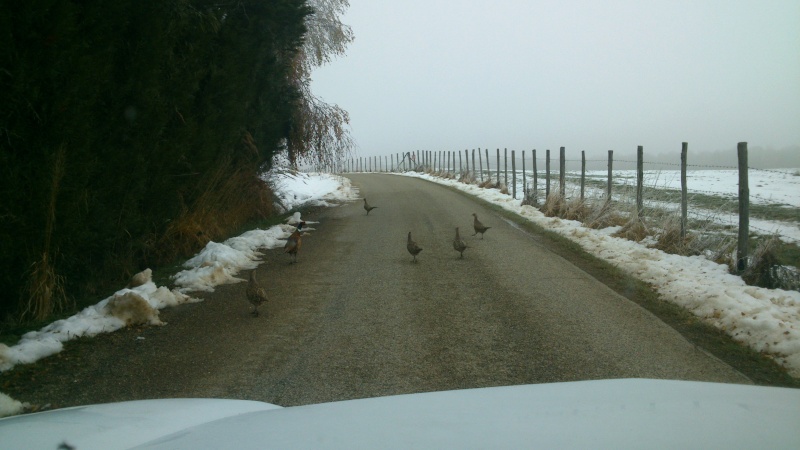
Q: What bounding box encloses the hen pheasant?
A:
[407,231,423,262]
[246,270,268,317]
[472,213,491,239]
[284,221,305,263]
[363,198,378,215]
[453,227,468,258]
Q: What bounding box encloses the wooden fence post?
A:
[465,149,470,178]
[681,143,688,240]
[532,150,538,204]
[504,147,508,188]
[496,148,500,184]
[636,145,644,219]
[545,149,551,199]
[448,151,452,175]
[559,146,566,198]
[607,150,613,202]
[472,149,476,181]
[737,142,749,272]
[581,150,586,201]
[485,148,490,181]
[478,148,484,181]
[512,150,517,199]
[522,150,527,199]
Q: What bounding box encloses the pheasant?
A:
[246,270,268,317]
[407,231,423,262]
[284,221,305,263]
[472,213,491,239]
[453,227,468,258]
[363,198,378,215]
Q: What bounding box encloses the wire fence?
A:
[332,145,799,287]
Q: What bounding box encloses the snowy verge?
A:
[397,171,800,378]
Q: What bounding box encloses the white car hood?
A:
[1,379,799,449]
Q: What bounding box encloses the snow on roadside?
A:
[0,171,357,416]
[399,171,800,378]
[269,169,360,211]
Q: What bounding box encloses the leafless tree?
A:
[287,0,356,169]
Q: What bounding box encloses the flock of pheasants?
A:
[245,197,492,317]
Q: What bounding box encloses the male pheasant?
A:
[284,221,305,263]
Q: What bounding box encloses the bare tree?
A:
[287,0,355,169]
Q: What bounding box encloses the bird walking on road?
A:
[246,270,268,317]
[472,213,491,239]
[284,221,305,263]
[363,198,378,215]
[453,227,468,258]
[407,232,423,262]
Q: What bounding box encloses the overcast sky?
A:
[310,0,800,159]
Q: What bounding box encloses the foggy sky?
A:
[310,0,800,159]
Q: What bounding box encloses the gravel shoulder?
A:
[4,174,796,412]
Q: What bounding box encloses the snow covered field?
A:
[508,168,800,244]
[1,167,798,417]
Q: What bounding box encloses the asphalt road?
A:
[2,174,750,410]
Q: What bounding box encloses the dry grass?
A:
[613,217,650,242]
[538,187,593,222]
[650,217,691,255]
[584,200,628,230]
[19,147,72,322]
[458,171,476,184]
[478,178,494,189]
[562,198,592,222]
[741,235,783,289]
[540,192,564,217]
[19,251,70,323]
[155,160,273,262]
[521,192,538,206]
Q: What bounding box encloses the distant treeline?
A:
[0,1,313,323]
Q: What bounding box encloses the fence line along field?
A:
[337,145,799,293]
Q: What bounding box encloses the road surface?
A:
[1,174,749,410]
